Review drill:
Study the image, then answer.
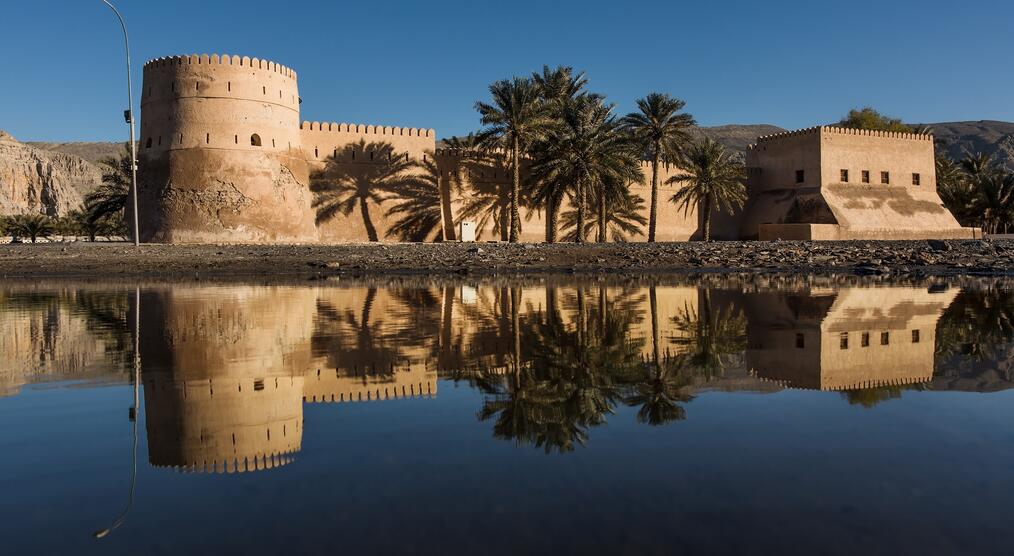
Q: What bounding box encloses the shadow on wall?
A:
[309,140,445,242]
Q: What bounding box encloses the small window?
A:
[251,134,262,147]
[314,147,319,158]
[795,333,805,349]
[227,81,231,92]
[157,136,161,146]
[840,169,849,183]
[253,379,265,391]
[911,329,920,343]
[912,173,921,186]
[262,86,266,95]
[234,135,238,144]
[881,171,890,185]
[840,332,849,350]
[195,82,199,91]
[861,332,870,347]
[881,332,890,345]
[795,170,805,184]
[861,170,870,183]
[145,137,152,149]
[205,133,210,144]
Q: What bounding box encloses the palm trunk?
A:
[359,196,379,242]
[511,286,521,376]
[648,148,660,243]
[597,183,607,243]
[702,196,713,242]
[650,286,662,370]
[576,177,585,244]
[546,195,557,243]
[510,137,521,243]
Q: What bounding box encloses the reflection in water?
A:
[3,280,1014,464]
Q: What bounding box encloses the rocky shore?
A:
[0,239,1011,279]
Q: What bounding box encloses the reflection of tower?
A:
[745,287,958,390]
[140,286,316,473]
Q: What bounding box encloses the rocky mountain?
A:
[924,120,1014,168]
[24,140,124,164]
[692,124,786,156]
[0,130,104,217]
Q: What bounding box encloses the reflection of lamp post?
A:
[100,0,140,247]
[93,287,142,539]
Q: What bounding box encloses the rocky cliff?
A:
[0,130,103,217]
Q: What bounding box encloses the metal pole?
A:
[101,0,140,247]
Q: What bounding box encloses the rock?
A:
[324,262,341,269]
[927,239,951,252]
[467,247,483,254]
[0,130,103,217]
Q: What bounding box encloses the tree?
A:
[531,96,643,243]
[668,138,747,241]
[559,188,647,242]
[959,151,1014,234]
[310,140,419,242]
[936,155,978,226]
[475,77,555,242]
[7,214,55,243]
[621,93,695,242]
[85,142,132,226]
[837,107,913,132]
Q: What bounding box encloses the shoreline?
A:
[1,240,1011,280]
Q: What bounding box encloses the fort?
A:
[138,52,976,243]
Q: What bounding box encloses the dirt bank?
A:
[0,239,1011,279]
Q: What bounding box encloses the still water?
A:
[1,277,1013,555]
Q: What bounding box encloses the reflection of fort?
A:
[744,287,957,390]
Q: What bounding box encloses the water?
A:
[2,277,1014,555]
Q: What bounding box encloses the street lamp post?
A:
[100,0,140,247]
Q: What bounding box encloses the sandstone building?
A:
[138,53,974,243]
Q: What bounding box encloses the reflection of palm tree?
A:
[669,289,746,379]
[936,289,1014,363]
[312,288,401,375]
[310,140,420,242]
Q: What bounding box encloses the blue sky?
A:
[5,0,1013,141]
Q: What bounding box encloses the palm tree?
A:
[560,188,647,242]
[621,93,696,242]
[85,142,132,225]
[975,171,1014,234]
[310,140,419,242]
[531,96,643,243]
[668,138,747,241]
[936,155,977,226]
[7,214,55,243]
[475,77,555,242]
[532,65,589,108]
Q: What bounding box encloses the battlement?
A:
[300,121,433,138]
[143,53,297,80]
[151,448,298,474]
[748,369,931,391]
[748,125,933,150]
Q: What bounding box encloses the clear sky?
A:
[5,0,1013,142]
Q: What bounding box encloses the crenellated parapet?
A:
[300,121,433,138]
[748,125,933,150]
[143,53,296,80]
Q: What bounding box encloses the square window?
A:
[881,332,890,345]
[795,170,805,184]
[881,171,890,185]
[840,332,849,349]
[841,169,849,182]
[862,170,870,183]
[795,333,805,349]
[861,332,870,347]
[912,329,920,343]
[912,173,921,186]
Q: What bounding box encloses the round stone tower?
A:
[138,54,317,243]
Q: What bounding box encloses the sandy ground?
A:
[0,239,1011,280]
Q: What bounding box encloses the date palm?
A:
[85,142,132,225]
[475,77,555,242]
[560,188,647,242]
[936,155,977,226]
[7,214,55,243]
[621,93,695,242]
[310,140,418,242]
[668,138,747,241]
[532,96,643,243]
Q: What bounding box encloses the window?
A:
[881,332,890,345]
[795,170,805,184]
[250,134,262,147]
[145,137,152,149]
[840,332,849,350]
[262,86,266,95]
[912,173,921,186]
[254,379,265,391]
[205,133,210,144]
[795,333,805,349]
[861,332,870,347]
[862,170,870,183]
[227,81,231,92]
[840,169,849,183]
[912,329,920,343]
[234,135,238,144]
[881,171,890,185]
[314,147,319,158]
